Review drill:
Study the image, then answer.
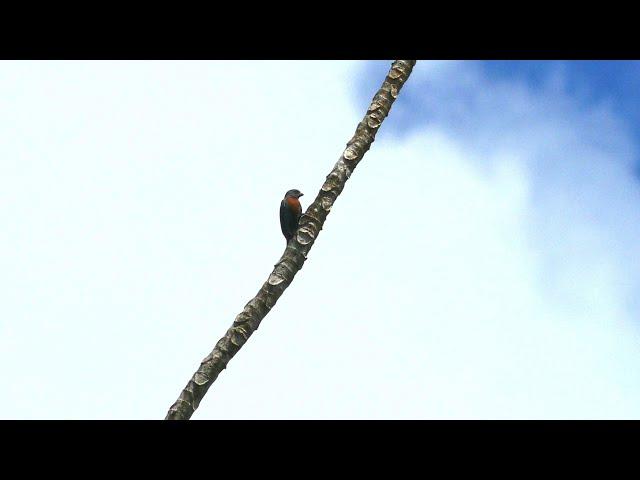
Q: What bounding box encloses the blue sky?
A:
[361,60,640,145]
[1,61,639,419]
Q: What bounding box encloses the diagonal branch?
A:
[165,60,417,420]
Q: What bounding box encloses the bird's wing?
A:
[280,199,294,237]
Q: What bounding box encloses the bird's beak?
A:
[299,193,304,197]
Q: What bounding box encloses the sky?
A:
[1,60,640,419]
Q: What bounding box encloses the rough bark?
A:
[165,60,417,420]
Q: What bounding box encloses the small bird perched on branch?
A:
[280,189,304,244]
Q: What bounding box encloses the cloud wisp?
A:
[348,60,640,418]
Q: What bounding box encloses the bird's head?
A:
[284,189,304,199]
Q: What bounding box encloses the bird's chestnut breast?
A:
[286,197,302,216]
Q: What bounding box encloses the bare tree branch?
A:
[165,60,417,420]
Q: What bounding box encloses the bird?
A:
[280,189,304,244]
